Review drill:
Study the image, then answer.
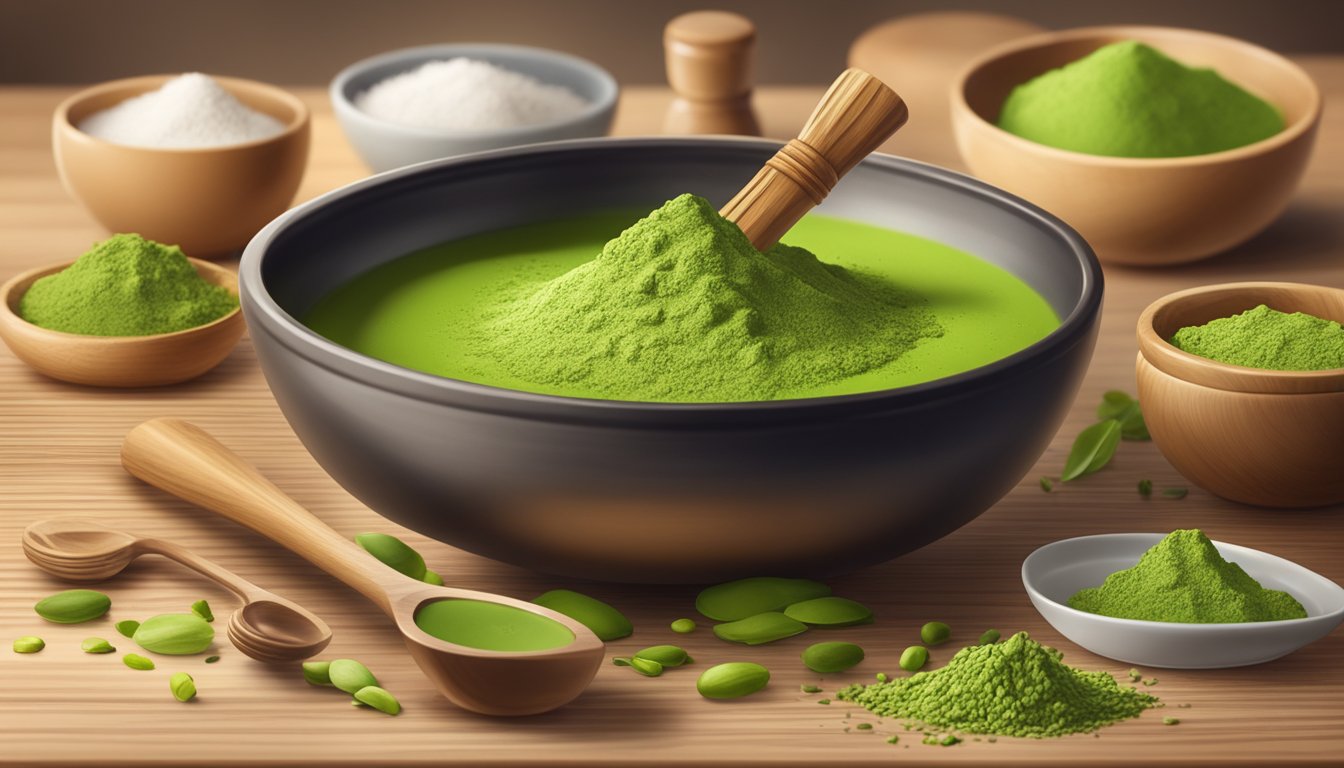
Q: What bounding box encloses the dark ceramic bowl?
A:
[240,138,1102,583]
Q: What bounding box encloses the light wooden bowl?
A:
[54,75,310,258]
[1136,282,1344,508]
[0,258,245,387]
[953,26,1321,266]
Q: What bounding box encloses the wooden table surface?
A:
[2,63,1342,766]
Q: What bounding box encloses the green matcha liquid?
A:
[306,212,1058,402]
[414,599,574,652]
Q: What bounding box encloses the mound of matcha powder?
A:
[1171,304,1344,371]
[20,234,237,336]
[837,632,1158,738]
[479,194,942,402]
[998,41,1283,158]
[1070,529,1307,623]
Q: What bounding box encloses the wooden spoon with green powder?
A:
[121,418,605,716]
[720,68,908,250]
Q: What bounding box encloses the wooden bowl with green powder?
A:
[0,235,243,387]
[1137,282,1344,508]
[953,26,1321,266]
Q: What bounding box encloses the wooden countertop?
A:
[2,65,1342,765]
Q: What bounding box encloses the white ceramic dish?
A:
[1022,533,1344,669]
[330,43,618,172]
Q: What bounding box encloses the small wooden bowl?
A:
[953,26,1321,266]
[54,75,310,258]
[1137,282,1344,507]
[0,258,245,387]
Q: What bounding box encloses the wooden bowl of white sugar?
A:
[54,74,310,259]
[331,44,618,172]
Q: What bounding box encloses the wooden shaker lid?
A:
[665,10,757,101]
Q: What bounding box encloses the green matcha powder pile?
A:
[837,632,1158,738]
[1171,304,1344,371]
[480,193,942,402]
[20,234,237,336]
[1070,529,1307,623]
[998,41,1283,158]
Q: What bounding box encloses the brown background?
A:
[3,0,1341,86]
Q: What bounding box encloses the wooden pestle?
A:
[721,68,908,251]
[664,10,761,136]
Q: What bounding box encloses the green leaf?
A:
[1119,409,1150,441]
[1096,390,1134,420]
[1096,390,1150,441]
[1062,420,1122,482]
[1162,487,1189,500]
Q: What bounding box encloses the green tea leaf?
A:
[1096,390,1134,420]
[1062,420,1122,482]
[712,612,808,645]
[1096,390,1150,441]
[696,577,831,621]
[1138,479,1153,497]
[1039,476,1053,493]
[1162,487,1189,500]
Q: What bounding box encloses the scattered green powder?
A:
[998,41,1283,158]
[1069,530,1308,623]
[837,632,1157,738]
[20,234,237,336]
[477,194,942,402]
[1170,304,1344,371]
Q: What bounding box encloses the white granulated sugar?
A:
[79,73,285,149]
[355,58,590,132]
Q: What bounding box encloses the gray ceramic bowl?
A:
[240,138,1102,584]
[331,43,618,172]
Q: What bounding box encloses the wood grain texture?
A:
[0,67,1342,765]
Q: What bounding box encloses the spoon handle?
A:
[121,418,400,616]
[720,68,907,250]
[133,537,265,603]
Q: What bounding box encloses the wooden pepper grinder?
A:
[721,68,907,250]
[663,10,761,136]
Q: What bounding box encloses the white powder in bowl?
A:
[79,73,286,149]
[354,58,590,132]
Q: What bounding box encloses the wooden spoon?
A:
[721,67,908,250]
[120,418,604,716]
[22,517,332,663]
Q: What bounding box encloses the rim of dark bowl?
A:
[240,136,1103,428]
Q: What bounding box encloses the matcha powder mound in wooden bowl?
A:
[837,631,1159,738]
[20,234,237,336]
[1069,529,1308,623]
[478,194,943,402]
[1170,304,1344,371]
[997,40,1284,158]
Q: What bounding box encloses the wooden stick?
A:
[721,68,908,250]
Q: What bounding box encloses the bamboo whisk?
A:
[720,68,908,250]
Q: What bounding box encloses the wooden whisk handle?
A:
[721,68,907,250]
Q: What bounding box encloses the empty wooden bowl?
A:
[0,258,244,387]
[54,75,310,258]
[953,26,1321,266]
[1137,282,1344,507]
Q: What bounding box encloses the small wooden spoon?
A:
[120,418,604,716]
[22,518,332,662]
[721,67,908,250]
